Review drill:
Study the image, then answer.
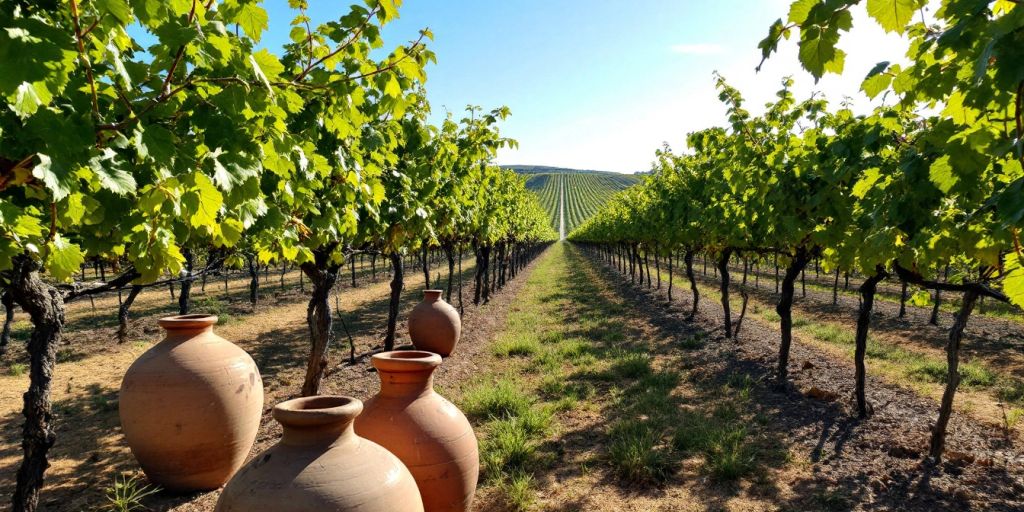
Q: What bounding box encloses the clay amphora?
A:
[408,290,461,356]
[216,395,424,512]
[355,351,478,512]
[119,314,263,491]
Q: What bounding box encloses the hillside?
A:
[509,166,640,236]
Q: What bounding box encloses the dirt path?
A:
[460,244,818,511]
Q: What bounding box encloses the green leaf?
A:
[89,149,137,195]
[218,218,244,246]
[32,153,76,201]
[95,0,133,24]
[866,0,921,34]
[852,168,881,198]
[861,61,892,98]
[184,173,224,228]
[928,155,957,193]
[236,3,269,41]
[910,290,931,307]
[250,49,283,93]
[1005,252,1024,309]
[46,234,85,282]
[797,27,841,79]
[11,82,46,118]
[788,0,818,24]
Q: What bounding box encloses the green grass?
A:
[607,419,675,483]
[492,334,542,357]
[671,405,758,481]
[481,417,537,479]
[103,473,160,512]
[7,362,26,376]
[497,472,535,512]
[462,377,532,421]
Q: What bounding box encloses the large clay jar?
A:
[355,351,478,512]
[119,314,263,491]
[216,395,424,512]
[408,290,461,357]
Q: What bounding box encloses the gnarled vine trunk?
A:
[385,252,404,351]
[685,250,698,320]
[300,255,341,397]
[247,255,259,306]
[116,285,143,344]
[1,289,14,355]
[928,289,980,461]
[177,249,194,315]
[444,244,455,302]
[855,268,887,418]
[717,249,733,339]
[9,256,65,512]
[776,247,810,385]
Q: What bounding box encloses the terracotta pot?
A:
[355,351,478,512]
[216,396,424,512]
[408,290,461,356]
[119,314,263,491]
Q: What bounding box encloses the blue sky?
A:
[260,1,909,173]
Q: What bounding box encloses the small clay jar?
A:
[216,396,424,512]
[119,314,263,491]
[408,290,461,356]
[355,351,478,512]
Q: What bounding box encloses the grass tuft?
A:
[481,418,536,479]
[498,472,535,512]
[607,419,674,483]
[492,334,541,357]
[611,352,652,379]
[462,378,532,420]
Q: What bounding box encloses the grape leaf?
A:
[1005,252,1024,309]
[866,0,921,34]
[46,235,85,282]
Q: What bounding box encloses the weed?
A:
[498,472,535,512]
[908,360,996,388]
[481,418,536,479]
[192,296,229,316]
[462,378,531,420]
[104,473,160,512]
[607,419,674,483]
[556,339,590,360]
[538,374,564,397]
[492,334,541,357]
[611,352,651,379]
[56,348,80,363]
[517,406,554,436]
[672,408,755,481]
[8,363,26,376]
[679,335,705,350]
[1006,408,1024,430]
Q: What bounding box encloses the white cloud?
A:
[669,43,725,56]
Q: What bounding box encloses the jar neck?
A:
[280,421,355,447]
[161,326,214,343]
[378,369,435,399]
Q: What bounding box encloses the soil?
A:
[598,250,1024,510]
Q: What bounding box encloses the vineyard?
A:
[521,170,638,235]
[2,0,1024,511]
